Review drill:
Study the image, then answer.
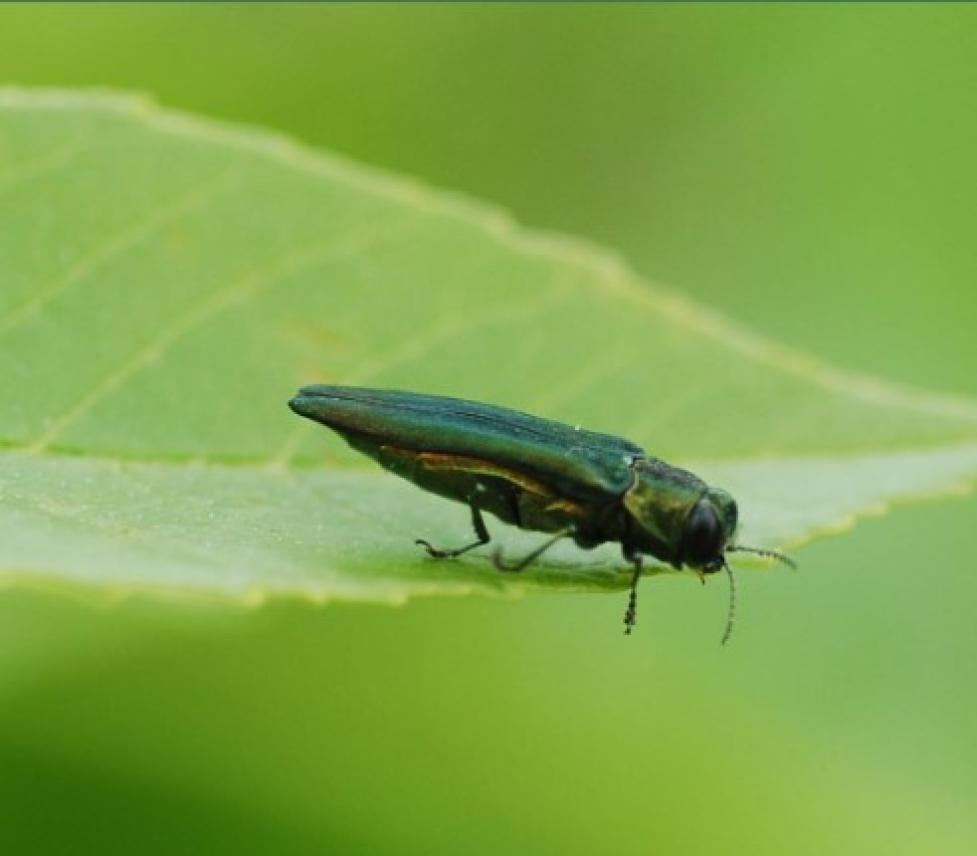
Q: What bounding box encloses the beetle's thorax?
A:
[622,457,709,566]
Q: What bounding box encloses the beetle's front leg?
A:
[622,544,643,636]
[416,502,491,559]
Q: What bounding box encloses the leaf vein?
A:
[29,219,407,453]
[0,120,95,194]
[0,169,240,336]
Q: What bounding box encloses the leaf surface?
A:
[2,89,976,602]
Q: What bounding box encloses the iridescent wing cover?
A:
[289,385,644,500]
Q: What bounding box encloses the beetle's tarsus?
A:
[415,503,492,560]
[415,538,454,559]
[491,546,517,572]
[623,558,642,635]
[720,560,736,646]
[415,537,484,560]
[492,545,538,573]
[492,527,573,573]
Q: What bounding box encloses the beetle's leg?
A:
[623,555,643,636]
[415,503,491,559]
[492,527,573,573]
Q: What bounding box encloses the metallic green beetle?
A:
[288,385,793,640]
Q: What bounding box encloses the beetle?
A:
[288,385,794,640]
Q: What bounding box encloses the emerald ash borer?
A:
[288,386,794,641]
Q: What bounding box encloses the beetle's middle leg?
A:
[492,527,574,573]
[416,502,491,559]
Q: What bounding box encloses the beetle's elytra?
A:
[288,385,794,640]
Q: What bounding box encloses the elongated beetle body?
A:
[288,385,793,640]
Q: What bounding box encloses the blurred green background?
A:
[1,5,976,853]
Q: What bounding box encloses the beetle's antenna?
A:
[721,560,736,646]
[728,544,797,570]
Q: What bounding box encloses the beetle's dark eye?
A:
[682,500,722,568]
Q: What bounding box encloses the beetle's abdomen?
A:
[359,440,595,536]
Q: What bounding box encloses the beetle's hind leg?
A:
[416,503,491,560]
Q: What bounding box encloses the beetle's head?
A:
[625,461,795,645]
[679,487,738,573]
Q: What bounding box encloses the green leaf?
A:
[2,88,976,604]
